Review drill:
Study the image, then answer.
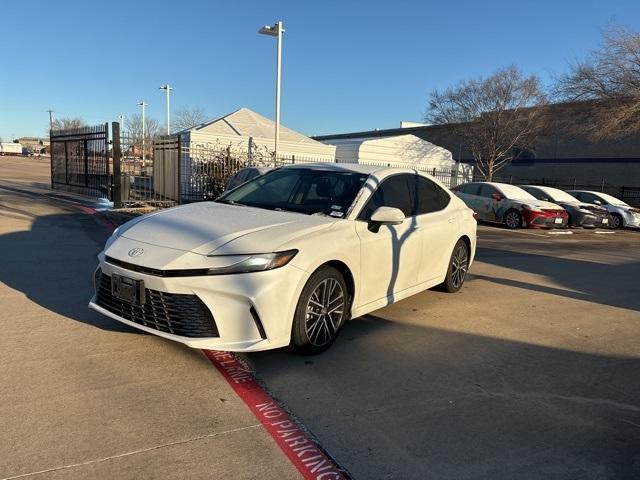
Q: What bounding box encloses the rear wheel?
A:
[291,266,348,354]
[610,213,623,229]
[438,239,470,293]
[504,209,522,229]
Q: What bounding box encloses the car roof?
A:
[566,190,600,194]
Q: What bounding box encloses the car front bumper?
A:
[88,257,310,352]
[523,210,569,229]
[572,211,612,228]
[623,212,640,228]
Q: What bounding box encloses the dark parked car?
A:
[520,186,611,228]
[224,167,273,193]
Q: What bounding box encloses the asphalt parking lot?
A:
[1,156,639,479]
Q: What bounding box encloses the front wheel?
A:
[438,240,470,293]
[504,209,522,229]
[610,213,623,229]
[291,266,348,354]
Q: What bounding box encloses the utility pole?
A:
[159,84,172,135]
[137,102,148,165]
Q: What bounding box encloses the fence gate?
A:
[50,124,110,198]
[152,136,181,203]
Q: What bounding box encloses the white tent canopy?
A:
[321,134,456,169]
[179,108,336,161]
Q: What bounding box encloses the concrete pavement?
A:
[0,157,301,480]
[248,227,640,479]
[2,155,640,479]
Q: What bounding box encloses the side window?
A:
[358,174,414,220]
[415,176,450,215]
[479,184,498,198]
[579,192,601,204]
[525,188,545,201]
[461,183,481,196]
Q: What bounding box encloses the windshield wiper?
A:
[216,199,245,206]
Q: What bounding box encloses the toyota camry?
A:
[452,181,568,229]
[89,164,476,354]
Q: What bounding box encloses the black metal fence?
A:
[50,123,640,208]
[50,124,110,198]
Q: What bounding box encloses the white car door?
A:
[413,175,459,283]
[354,174,423,307]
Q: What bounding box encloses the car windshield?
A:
[217,167,369,217]
[595,192,629,207]
[496,184,537,201]
[539,187,579,203]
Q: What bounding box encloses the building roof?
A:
[182,107,327,146]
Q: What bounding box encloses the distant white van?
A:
[0,143,23,155]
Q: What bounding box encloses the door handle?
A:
[448,217,456,223]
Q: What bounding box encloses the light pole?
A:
[137,102,148,164]
[46,109,54,131]
[159,84,172,135]
[258,20,284,161]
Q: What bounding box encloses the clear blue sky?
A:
[1,0,639,141]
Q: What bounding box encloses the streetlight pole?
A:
[46,109,54,131]
[137,102,147,164]
[258,20,284,161]
[159,84,172,135]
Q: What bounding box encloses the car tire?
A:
[438,239,470,293]
[610,213,623,229]
[504,209,522,229]
[291,266,349,355]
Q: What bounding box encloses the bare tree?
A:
[50,117,86,132]
[426,65,548,180]
[124,114,160,158]
[173,106,206,131]
[555,25,640,139]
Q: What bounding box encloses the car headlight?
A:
[204,250,298,275]
[522,204,542,212]
[578,208,594,214]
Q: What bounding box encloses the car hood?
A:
[118,202,336,255]
[558,201,607,212]
[512,198,563,210]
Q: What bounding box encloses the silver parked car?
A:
[567,190,640,229]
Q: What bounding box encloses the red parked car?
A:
[452,182,568,229]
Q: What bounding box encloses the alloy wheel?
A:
[451,244,469,289]
[305,278,345,347]
[505,211,520,229]
[611,215,621,229]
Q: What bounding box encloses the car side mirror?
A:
[370,207,405,225]
[491,193,504,201]
[593,200,602,206]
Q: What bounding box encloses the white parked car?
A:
[567,190,640,229]
[90,164,477,354]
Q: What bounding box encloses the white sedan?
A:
[89,164,477,354]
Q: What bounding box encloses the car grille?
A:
[94,269,219,338]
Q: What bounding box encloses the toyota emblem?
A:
[128,248,144,258]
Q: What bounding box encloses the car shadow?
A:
[476,246,640,312]
[248,315,640,480]
[0,210,142,334]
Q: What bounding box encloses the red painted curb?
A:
[203,350,349,480]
